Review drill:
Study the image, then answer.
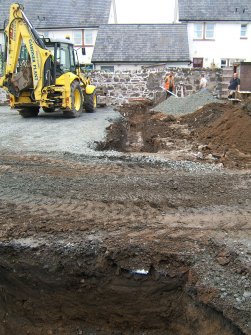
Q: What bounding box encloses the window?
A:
[59,45,71,72]
[16,43,29,70]
[194,23,215,40]
[240,24,247,38]
[193,58,203,68]
[39,31,51,39]
[100,66,114,72]
[70,47,76,70]
[84,30,94,45]
[221,59,227,68]
[205,24,214,39]
[80,64,94,71]
[194,24,203,39]
[73,31,82,46]
[220,58,245,68]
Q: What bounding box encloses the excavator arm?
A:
[2,3,52,100]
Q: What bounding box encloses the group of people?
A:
[164,71,240,99]
[164,71,208,99]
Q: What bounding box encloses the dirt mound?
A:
[99,99,251,169]
[181,102,251,168]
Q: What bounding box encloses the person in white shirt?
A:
[199,74,207,91]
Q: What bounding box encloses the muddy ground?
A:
[0,98,250,335]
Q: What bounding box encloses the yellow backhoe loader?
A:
[0,3,97,118]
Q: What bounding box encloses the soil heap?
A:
[100,94,251,169]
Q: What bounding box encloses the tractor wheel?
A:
[84,91,97,113]
[19,107,40,118]
[63,81,83,118]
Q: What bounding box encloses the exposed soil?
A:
[99,98,251,169]
[0,98,250,334]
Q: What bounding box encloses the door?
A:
[240,62,251,91]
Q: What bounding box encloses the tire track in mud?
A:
[0,197,250,244]
[0,153,250,334]
[0,153,250,242]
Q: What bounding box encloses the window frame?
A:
[194,23,203,39]
[193,23,215,40]
[72,30,82,46]
[84,30,94,46]
[40,30,49,38]
[193,58,203,68]
[240,24,248,38]
[220,59,227,68]
[100,65,114,72]
[205,23,214,39]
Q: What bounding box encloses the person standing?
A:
[228,72,240,99]
[164,71,175,98]
[199,74,207,91]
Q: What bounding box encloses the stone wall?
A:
[91,67,223,106]
[0,68,223,106]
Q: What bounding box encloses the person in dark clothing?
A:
[228,72,240,99]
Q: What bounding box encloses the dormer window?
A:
[194,23,215,40]
[240,24,247,38]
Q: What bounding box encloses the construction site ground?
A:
[0,94,250,335]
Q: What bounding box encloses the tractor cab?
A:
[43,37,78,79]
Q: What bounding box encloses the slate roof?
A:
[92,24,190,63]
[179,0,251,21]
[0,0,112,29]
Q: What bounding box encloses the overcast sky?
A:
[115,0,176,24]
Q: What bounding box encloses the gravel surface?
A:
[0,105,224,174]
[0,106,120,155]
[152,90,225,115]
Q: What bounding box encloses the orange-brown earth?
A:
[101,98,251,169]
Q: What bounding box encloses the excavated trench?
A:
[0,241,245,335]
[0,100,250,334]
